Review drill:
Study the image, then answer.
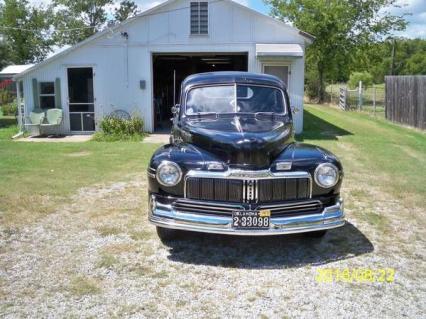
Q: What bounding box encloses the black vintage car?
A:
[148,72,344,241]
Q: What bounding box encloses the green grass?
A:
[0,116,18,139]
[0,116,159,225]
[68,276,101,296]
[97,253,119,269]
[299,104,426,208]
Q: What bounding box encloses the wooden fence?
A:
[385,76,426,130]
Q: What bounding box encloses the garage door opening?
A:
[152,53,248,132]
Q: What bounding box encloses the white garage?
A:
[15,0,313,134]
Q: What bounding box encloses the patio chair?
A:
[40,108,63,136]
[24,110,45,136]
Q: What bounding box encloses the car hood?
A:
[179,115,293,168]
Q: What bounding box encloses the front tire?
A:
[304,230,327,238]
[156,226,179,242]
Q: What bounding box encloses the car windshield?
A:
[185,84,286,115]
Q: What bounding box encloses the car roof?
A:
[181,71,286,90]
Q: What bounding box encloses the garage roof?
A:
[256,44,304,58]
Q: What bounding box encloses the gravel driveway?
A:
[1,168,425,318]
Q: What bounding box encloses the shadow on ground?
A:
[165,223,373,269]
[296,109,352,141]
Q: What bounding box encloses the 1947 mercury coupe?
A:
[148,72,345,241]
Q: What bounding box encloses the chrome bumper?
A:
[148,196,345,236]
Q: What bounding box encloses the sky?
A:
[31,0,426,39]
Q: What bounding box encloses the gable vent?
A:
[190,2,208,35]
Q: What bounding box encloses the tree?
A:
[353,38,426,82]
[52,0,113,45]
[0,0,53,64]
[404,51,426,75]
[266,0,406,102]
[114,0,139,22]
[0,38,11,70]
[348,71,373,89]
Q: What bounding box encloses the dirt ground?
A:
[1,154,425,319]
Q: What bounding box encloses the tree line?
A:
[0,0,139,67]
[1,0,425,103]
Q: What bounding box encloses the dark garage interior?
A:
[152,53,248,131]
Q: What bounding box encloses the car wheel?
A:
[304,230,327,238]
[156,226,179,242]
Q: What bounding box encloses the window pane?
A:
[70,113,82,131]
[40,82,54,95]
[40,96,55,109]
[200,2,208,34]
[19,81,24,99]
[190,2,199,34]
[82,113,95,131]
[185,85,285,114]
[237,85,285,113]
[186,86,234,114]
[69,103,94,112]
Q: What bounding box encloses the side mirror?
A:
[171,104,180,115]
[291,106,300,114]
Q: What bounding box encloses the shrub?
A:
[348,72,373,89]
[93,115,145,142]
[1,100,18,116]
[0,89,14,105]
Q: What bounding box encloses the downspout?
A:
[121,31,129,88]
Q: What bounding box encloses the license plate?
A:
[232,209,271,229]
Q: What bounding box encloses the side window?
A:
[190,2,208,35]
[18,81,24,100]
[39,82,55,109]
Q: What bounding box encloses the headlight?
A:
[156,161,182,187]
[314,163,339,188]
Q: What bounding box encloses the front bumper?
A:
[148,196,345,236]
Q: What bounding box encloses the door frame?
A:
[64,65,97,134]
[262,62,291,93]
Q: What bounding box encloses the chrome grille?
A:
[185,177,243,202]
[185,176,311,203]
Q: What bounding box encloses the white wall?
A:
[20,0,307,134]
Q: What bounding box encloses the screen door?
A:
[67,67,95,132]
